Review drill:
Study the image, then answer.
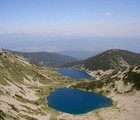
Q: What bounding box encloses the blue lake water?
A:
[47,88,112,114]
[57,68,92,79]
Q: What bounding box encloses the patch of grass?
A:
[10,104,19,112]
[0,109,18,120]
[124,68,140,90]
[20,105,37,114]
[15,94,37,105]
[20,115,38,120]
[0,110,6,120]
[0,90,5,96]
[72,79,106,91]
[0,72,9,86]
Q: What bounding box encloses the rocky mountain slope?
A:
[79,49,140,80]
[73,63,140,91]
[0,49,76,120]
[70,63,140,120]
[0,49,140,120]
[10,50,79,67]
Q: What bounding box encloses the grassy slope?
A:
[0,50,78,120]
[123,63,140,90]
[72,63,140,93]
[82,49,140,71]
[10,50,79,67]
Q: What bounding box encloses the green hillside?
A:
[10,50,79,67]
[81,49,140,71]
[124,63,140,90]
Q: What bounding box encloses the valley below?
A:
[0,49,140,120]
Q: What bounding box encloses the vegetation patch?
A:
[20,115,38,120]
[71,79,113,93]
[124,67,140,90]
[0,110,6,120]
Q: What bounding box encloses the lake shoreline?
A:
[47,87,112,114]
[57,90,140,120]
[57,68,93,79]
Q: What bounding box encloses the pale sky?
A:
[0,0,140,36]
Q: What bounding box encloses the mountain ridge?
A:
[57,50,102,59]
[7,49,79,67]
[81,49,140,71]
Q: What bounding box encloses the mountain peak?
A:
[81,49,140,71]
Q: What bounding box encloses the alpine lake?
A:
[47,68,112,114]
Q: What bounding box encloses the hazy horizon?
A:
[0,0,140,53]
[0,34,140,53]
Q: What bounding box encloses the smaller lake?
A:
[47,88,112,114]
[57,68,92,79]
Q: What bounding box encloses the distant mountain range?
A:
[0,35,140,53]
[9,50,79,67]
[57,50,102,60]
[7,49,140,69]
